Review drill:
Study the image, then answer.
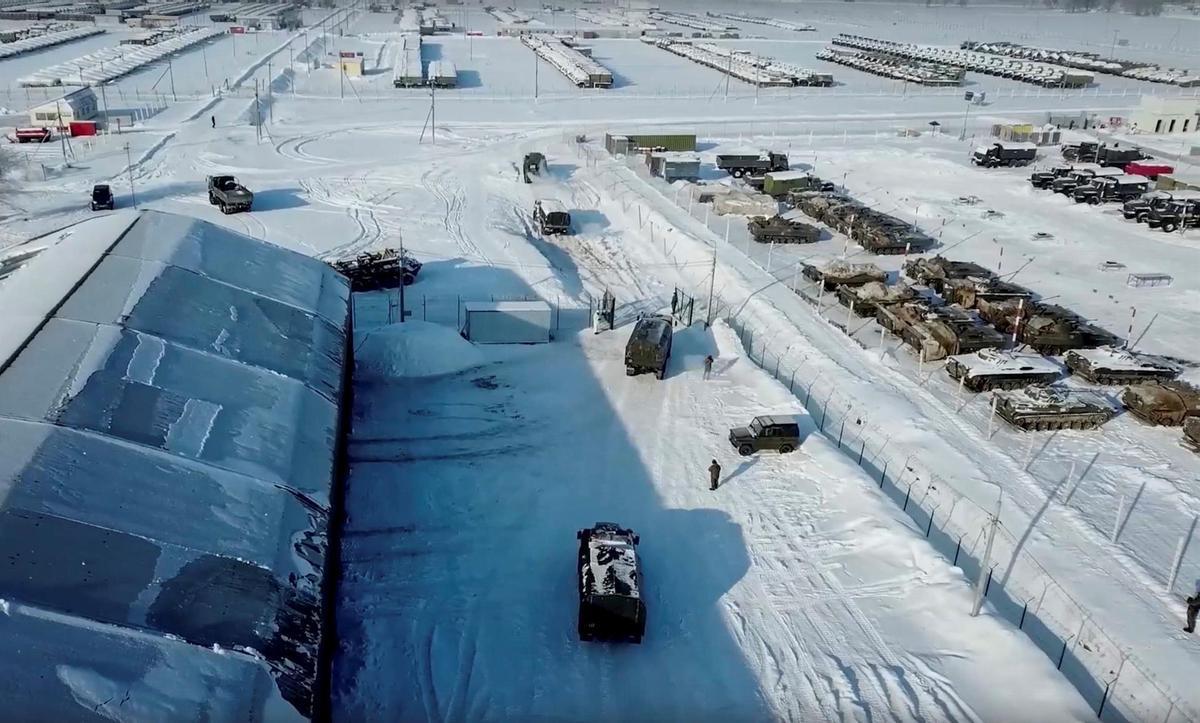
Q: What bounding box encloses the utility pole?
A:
[124,142,136,206]
[970,493,1002,617]
[724,49,731,101]
[168,55,176,101]
[430,81,436,144]
[254,80,262,143]
[339,60,344,100]
[705,245,717,328]
[534,48,539,100]
[201,40,209,83]
[959,95,972,141]
[398,232,407,324]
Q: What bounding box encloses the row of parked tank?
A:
[1028,143,1198,232]
[798,254,1199,446]
[786,189,938,255]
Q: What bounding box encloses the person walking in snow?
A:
[709,459,721,491]
[1185,594,1200,633]
[703,355,714,380]
[211,115,216,129]
[670,289,678,316]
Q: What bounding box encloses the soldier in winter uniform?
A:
[709,459,721,491]
[703,355,714,380]
[1185,594,1200,633]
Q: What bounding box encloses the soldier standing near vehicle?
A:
[709,459,721,491]
[211,115,216,129]
[1185,594,1200,633]
[703,355,714,380]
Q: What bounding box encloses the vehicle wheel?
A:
[1087,197,1100,205]
[402,273,416,285]
[732,169,744,178]
[1162,221,1177,233]
[220,204,230,214]
[738,444,753,456]
[779,444,794,454]
[625,367,636,376]
[654,368,665,380]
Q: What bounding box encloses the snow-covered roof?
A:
[764,170,812,181]
[537,198,569,214]
[994,141,1038,150]
[1066,346,1178,372]
[0,210,350,720]
[948,349,1062,375]
[585,533,640,599]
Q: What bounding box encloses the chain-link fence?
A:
[352,290,596,338]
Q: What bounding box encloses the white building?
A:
[28,87,97,127]
[1130,96,1200,135]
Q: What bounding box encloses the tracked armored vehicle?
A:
[1183,417,1200,453]
[943,276,1034,310]
[577,523,646,644]
[747,215,821,244]
[1064,347,1180,385]
[1019,304,1123,354]
[330,248,422,290]
[835,280,916,317]
[946,349,1062,391]
[903,256,995,294]
[876,301,1006,361]
[792,190,855,224]
[994,386,1117,431]
[802,260,886,291]
[1121,381,1200,426]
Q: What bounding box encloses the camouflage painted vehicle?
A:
[835,281,916,317]
[801,260,887,291]
[330,248,422,290]
[876,301,1006,361]
[747,215,821,244]
[1183,417,1200,453]
[943,277,1034,310]
[994,386,1117,431]
[903,256,995,293]
[1064,347,1180,385]
[1019,304,1123,354]
[792,190,856,224]
[945,349,1063,391]
[1121,381,1200,426]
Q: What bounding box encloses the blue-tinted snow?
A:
[0,211,350,720]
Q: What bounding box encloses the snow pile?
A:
[355,321,485,379]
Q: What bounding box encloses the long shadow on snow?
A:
[333,265,772,721]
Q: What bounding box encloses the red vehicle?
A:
[69,120,97,137]
[1125,162,1174,180]
[14,127,52,143]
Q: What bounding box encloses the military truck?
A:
[330,248,422,290]
[801,259,886,291]
[1064,347,1180,385]
[1123,190,1184,222]
[207,175,254,214]
[577,522,646,644]
[1029,163,1100,190]
[716,151,788,178]
[1062,142,1151,167]
[762,171,831,198]
[1071,174,1150,205]
[522,152,547,183]
[1146,198,1200,233]
[1019,304,1123,354]
[903,256,995,294]
[625,315,673,379]
[835,280,916,317]
[1183,417,1200,453]
[747,215,820,244]
[945,349,1062,391]
[993,386,1117,431]
[1121,381,1200,426]
[533,199,571,235]
[729,415,801,456]
[1050,166,1122,195]
[971,141,1037,168]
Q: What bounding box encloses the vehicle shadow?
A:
[252,188,308,212]
[335,264,771,721]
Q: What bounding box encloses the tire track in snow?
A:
[421,167,492,265]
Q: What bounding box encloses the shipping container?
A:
[460,301,552,344]
[623,133,696,152]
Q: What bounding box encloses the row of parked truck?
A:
[1029,163,1198,232]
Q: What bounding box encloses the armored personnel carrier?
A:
[801,260,887,291]
[943,276,1034,310]
[1121,381,1200,426]
[976,297,1031,335]
[835,280,916,317]
[946,349,1062,391]
[747,215,821,244]
[1065,347,1181,385]
[1184,417,1200,453]
[903,256,995,294]
[1019,304,1123,354]
[854,224,936,255]
[577,522,646,643]
[330,248,422,290]
[994,386,1117,431]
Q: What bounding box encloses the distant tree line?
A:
[1042,0,1164,13]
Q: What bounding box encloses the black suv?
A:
[90,184,114,211]
[624,315,672,379]
[577,522,645,644]
[729,415,802,456]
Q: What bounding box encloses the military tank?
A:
[1121,381,1200,426]
[1019,304,1123,354]
[801,260,887,291]
[994,386,1117,431]
[943,276,1035,310]
[835,280,916,317]
[1064,347,1181,385]
[945,349,1063,391]
[747,215,821,244]
[876,301,1006,361]
[976,296,1031,335]
[792,190,857,224]
[903,256,995,293]
[1183,416,1200,453]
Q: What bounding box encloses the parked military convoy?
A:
[791,189,937,255]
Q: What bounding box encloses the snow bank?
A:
[355,321,485,379]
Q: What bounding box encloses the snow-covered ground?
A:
[2,0,1200,718]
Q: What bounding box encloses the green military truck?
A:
[762,171,834,199]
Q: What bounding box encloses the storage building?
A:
[338,53,364,77]
[1130,96,1200,135]
[460,301,552,344]
[0,210,352,720]
[647,152,701,182]
[28,86,96,127]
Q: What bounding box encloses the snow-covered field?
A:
[2,0,1200,718]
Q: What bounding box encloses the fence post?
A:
[1019,602,1028,629]
[953,534,963,565]
[1112,492,1127,543]
[925,508,935,537]
[986,395,998,439]
[902,483,912,511]
[858,439,866,465]
[1167,520,1195,593]
[838,419,845,448]
[879,460,887,487]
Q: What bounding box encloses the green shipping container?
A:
[626,134,697,152]
[762,171,820,196]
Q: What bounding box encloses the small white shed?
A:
[460,301,552,344]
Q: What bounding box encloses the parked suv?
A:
[624,315,672,379]
[729,415,801,456]
[90,184,114,211]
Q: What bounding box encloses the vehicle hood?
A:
[729,426,753,441]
